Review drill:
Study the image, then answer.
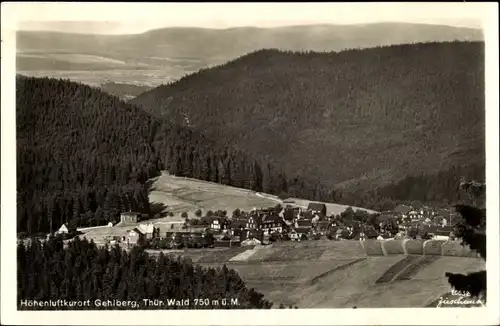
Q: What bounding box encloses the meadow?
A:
[145,240,484,308]
[147,172,377,221]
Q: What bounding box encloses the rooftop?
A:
[121,211,141,216]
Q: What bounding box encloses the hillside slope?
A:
[147,171,377,221]
[157,242,484,308]
[16,76,327,235]
[132,41,485,193]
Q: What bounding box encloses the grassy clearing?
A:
[221,259,364,307]
[148,172,278,220]
[258,248,326,262]
[413,256,485,280]
[148,172,377,221]
[158,243,483,308]
[349,278,452,308]
[287,198,378,215]
[317,242,366,259]
[196,248,248,263]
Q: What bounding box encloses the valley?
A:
[13,17,488,313]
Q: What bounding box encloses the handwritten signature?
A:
[436,289,485,308]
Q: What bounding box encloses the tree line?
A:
[334,164,485,211]
[16,75,330,235]
[17,236,273,309]
[132,41,485,194]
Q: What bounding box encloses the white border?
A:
[1,2,499,325]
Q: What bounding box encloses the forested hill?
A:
[132,41,485,193]
[16,76,330,235]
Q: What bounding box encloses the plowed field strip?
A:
[374,255,420,284]
[395,256,441,281]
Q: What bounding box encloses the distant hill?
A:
[132,42,485,197]
[17,23,483,84]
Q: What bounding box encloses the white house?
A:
[211,219,222,231]
[433,234,450,241]
[138,223,156,239]
[56,224,69,234]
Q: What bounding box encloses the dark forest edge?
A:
[17,236,274,310]
[17,75,484,236]
[16,75,331,235]
[132,41,484,197]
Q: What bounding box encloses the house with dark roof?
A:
[437,208,458,225]
[408,209,420,220]
[246,215,261,230]
[299,210,314,220]
[420,206,435,217]
[421,225,439,237]
[308,202,327,216]
[127,228,145,246]
[230,218,247,236]
[377,213,396,223]
[316,221,331,232]
[260,214,283,234]
[295,219,312,229]
[360,226,379,240]
[433,226,454,241]
[437,208,451,217]
[241,229,264,242]
[394,204,413,217]
[283,208,297,221]
[290,227,310,241]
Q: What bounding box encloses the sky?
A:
[5,2,490,35]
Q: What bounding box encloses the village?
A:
[52,201,459,251]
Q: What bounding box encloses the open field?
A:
[148,171,377,221]
[246,247,326,262]
[287,198,378,215]
[17,69,182,89]
[142,240,484,308]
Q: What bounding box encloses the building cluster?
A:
[55,202,460,250]
[375,204,458,241]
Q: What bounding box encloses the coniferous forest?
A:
[17,236,273,310]
[336,163,486,211]
[16,75,330,235]
[13,39,487,313]
[133,41,485,194]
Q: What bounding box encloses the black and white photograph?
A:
[1,2,499,325]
